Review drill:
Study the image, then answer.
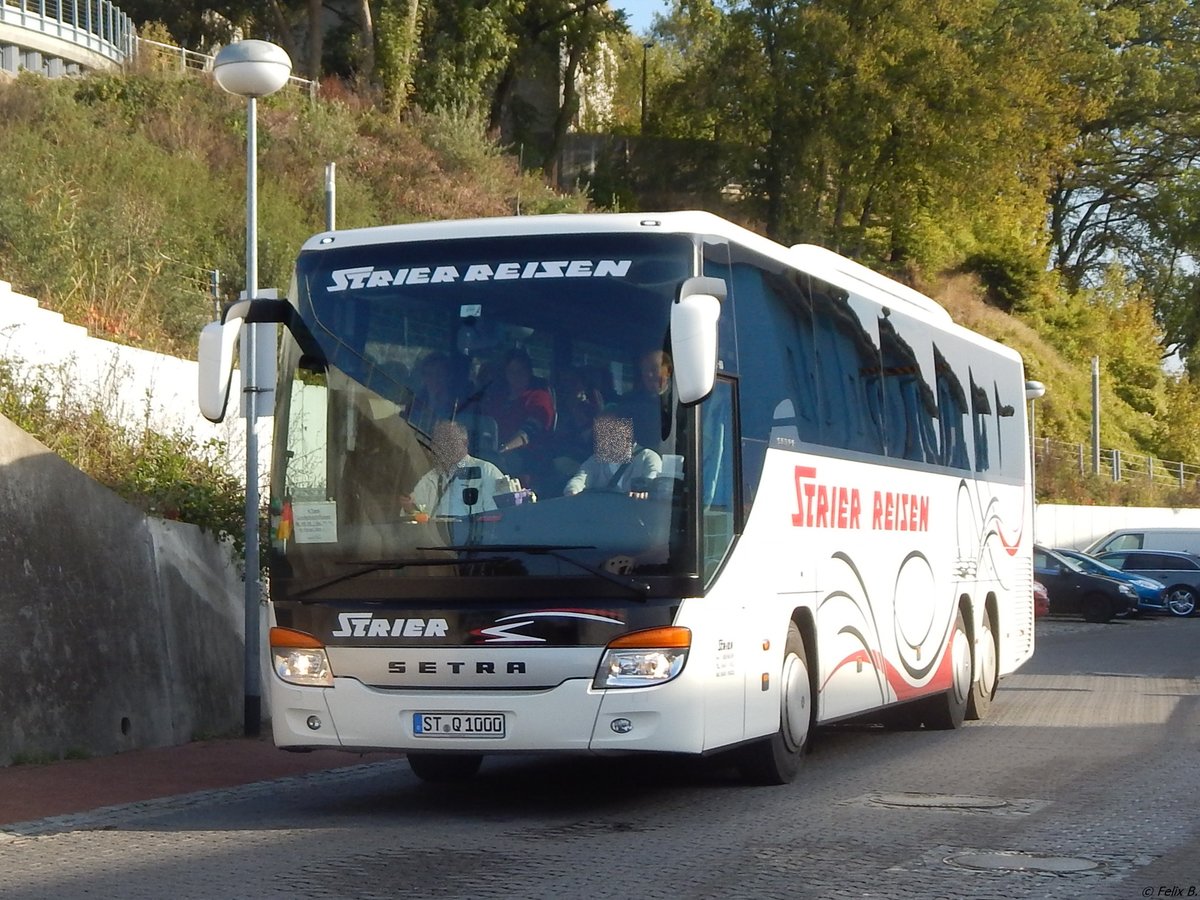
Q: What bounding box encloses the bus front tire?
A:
[737,622,812,785]
[407,752,483,783]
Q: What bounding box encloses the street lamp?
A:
[213,39,293,738]
[641,41,653,134]
[1026,380,1046,542]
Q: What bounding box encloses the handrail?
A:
[1,4,319,99]
[0,0,134,65]
[134,37,318,99]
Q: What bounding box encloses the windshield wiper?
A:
[422,544,651,598]
[290,556,511,600]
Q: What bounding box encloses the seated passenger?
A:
[484,348,556,453]
[483,347,556,486]
[402,420,506,517]
[613,347,673,451]
[564,412,662,497]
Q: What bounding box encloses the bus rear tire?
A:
[737,622,812,785]
[966,606,996,721]
[921,608,970,730]
[407,753,483,783]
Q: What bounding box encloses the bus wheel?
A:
[966,606,997,721]
[737,622,811,785]
[922,609,970,730]
[407,753,483,783]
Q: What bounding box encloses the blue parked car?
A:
[1054,548,1168,615]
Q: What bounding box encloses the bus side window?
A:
[970,370,992,472]
[933,343,971,470]
[812,289,885,455]
[877,311,939,463]
[702,378,737,582]
[727,262,818,446]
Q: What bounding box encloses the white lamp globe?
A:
[213,40,293,98]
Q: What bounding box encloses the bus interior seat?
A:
[455,412,500,463]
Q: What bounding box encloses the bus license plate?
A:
[412,712,506,738]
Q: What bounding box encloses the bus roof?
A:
[300,211,952,324]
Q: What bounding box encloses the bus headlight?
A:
[593,626,690,689]
[270,627,334,687]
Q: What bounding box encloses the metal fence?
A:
[1036,436,1200,489]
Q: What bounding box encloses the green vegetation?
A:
[0,357,246,553]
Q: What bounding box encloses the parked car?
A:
[1053,548,1168,615]
[1085,528,1200,556]
[1092,549,1200,617]
[1033,545,1139,623]
[1033,580,1050,618]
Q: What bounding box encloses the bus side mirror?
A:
[198,292,292,423]
[198,317,242,422]
[671,276,726,405]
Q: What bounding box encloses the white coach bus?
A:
[199,211,1035,784]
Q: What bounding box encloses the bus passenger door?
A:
[697,378,749,748]
[744,401,821,739]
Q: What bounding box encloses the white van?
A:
[1085,528,1200,556]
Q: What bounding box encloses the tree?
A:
[1046,0,1200,329]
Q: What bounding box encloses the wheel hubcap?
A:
[781,652,811,750]
[977,624,996,694]
[951,624,972,703]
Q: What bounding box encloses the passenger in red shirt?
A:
[484,348,556,485]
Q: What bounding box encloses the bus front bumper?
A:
[271,675,708,755]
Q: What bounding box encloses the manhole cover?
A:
[946,852,1100,873]
[872,792,1009,810]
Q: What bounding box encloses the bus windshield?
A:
[269,231,702,601]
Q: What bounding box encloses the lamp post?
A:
[214,39,293,738]
[641,41,653,134]
[1025,380,1046,542]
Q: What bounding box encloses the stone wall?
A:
[0,415,244,766]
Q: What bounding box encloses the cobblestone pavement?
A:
[1,617,1197,900]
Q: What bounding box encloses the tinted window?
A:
[813,289,885,455]
[724,245,1023,485]
[728,259,818,447]
[933,343,971,470]
[1146,554,1192,570]
[878,310,939,463]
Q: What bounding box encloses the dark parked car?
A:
[1053,547,1168,615]
[1033,545,1139,623]
[1093,549,1200,617]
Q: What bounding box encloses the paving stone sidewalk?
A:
[0,736,401,828]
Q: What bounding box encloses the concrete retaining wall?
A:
[0,415,244,766]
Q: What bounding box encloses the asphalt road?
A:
[2,615,1198,900]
